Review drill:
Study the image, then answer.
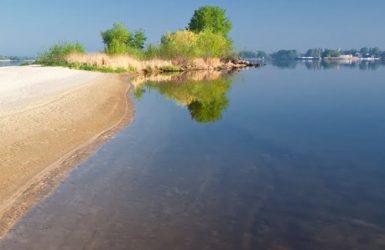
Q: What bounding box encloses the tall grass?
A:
[66,53,223,73]
[36,42,85,66]
[66,53,176,73]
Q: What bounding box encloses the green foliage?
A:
[101,23,147,55]
[188,6,232,37]
[359,47,369,56]
[101,23,130,47]
[322,49,341,58]
[369,47,381,57]
[238,50,268,59]
[342,49,358,56]
[138,76,232,123]
[160,30,199,59]
[129,30,147,50]
[106,38,129,55]
[67,62,135,73]
[159,30,232,59]
[144,44,160,59]
[133,87,146,100]
[37,42,85,65]
[271,50,298,60]
[159,65,182,72]
[196,30,232,58]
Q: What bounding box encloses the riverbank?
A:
[0,66,134,237]
[65,53,260,74]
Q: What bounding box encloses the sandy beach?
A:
[0,66,133,236]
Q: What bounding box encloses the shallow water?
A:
[2,63,385,250]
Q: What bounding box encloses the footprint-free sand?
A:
[0,66,133,236]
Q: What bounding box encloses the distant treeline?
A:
[271,58,385,70]
[239,47,385,61]
[0,55,35,61]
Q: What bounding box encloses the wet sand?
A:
[0,66,133,237]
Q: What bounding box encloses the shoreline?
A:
[0,66,134,237]
[65,53,261,74]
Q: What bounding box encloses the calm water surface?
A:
[1,63,385,250]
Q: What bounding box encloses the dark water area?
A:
[1,64,385,250]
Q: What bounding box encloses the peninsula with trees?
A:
[36,6,258,74]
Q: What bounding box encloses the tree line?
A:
[239,47,385,61]
[37,6,234,66]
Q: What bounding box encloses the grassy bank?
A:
[36,47,254,74]
[65,53,232,74]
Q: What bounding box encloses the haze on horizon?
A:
[1,0,385,56]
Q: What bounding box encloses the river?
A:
[1,62,385,249]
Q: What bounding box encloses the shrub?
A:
[101,23,147,55]
[105,38,128,55]
[37,42,85,65]
[160,30,199,59]
[159,30,232,59]
[196,30,232,58]
[159,65,182,72]
[144,44,160,59]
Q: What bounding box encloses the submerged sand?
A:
[0,66,133,236]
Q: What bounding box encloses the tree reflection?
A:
[269,59,385,71]
[133,71,232,123]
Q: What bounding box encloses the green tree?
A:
[360,47,369,56]
[342,49,358,56]
[369,47,381,57]
[322,49,341,58]
[101,23,147,54]
[129,30,147,50]
[101,23,131,54]
[271,50,298,60]
[187,6,232,37]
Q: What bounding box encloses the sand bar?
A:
[0,66,133,236]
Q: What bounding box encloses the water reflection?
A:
[271,59,385,70]
[132,71,233,123]
[2,66,385,249]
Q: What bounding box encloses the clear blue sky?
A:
[1,0,385,56]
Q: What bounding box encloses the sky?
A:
[1,0,385,56]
